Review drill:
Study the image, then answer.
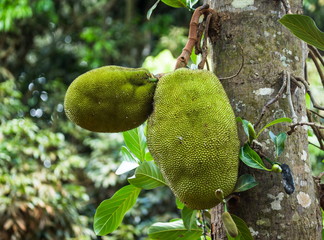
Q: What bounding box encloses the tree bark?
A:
[205,0,322,239]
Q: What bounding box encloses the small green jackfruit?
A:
[64,66,156,133]
[222,212,239,238]
[147,68,239,210]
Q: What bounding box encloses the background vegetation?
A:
[0,0,323,239]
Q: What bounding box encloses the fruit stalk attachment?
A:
[174,4,215,70]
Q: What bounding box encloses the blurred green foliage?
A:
[306,60,324,176]
[303,0,324,31]
[0,117,91,239]
[0,0,323,239]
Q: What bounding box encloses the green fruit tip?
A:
[222,212,239,238]
[215,189,225,202]
[271,163,282,173]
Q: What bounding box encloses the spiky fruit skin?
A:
[147,68,239,210]
[64,66,156,133]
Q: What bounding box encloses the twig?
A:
[308,47,324,87]
[308,109,324,119]
[289,122,324,130]
[308,141,323,150]
[290,75,303,89]
[280,0,292,14]
[175,4,211,69]
[307,109,324,150]
[198,13,212,69]
[286,71,298,123]
[292,76,324,110]
[206,58,210,71]
[251,141,270,160]
[195,21,205,55]
[308,45,324,67]
[254,71,287,128]
[304,61,308,83]
[218,45,244,80]
[287,122,324,135]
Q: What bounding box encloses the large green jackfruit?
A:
[147,68,239,210]
[64,66,156,133]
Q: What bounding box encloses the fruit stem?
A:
[174,4,213,70]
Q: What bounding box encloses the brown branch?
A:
[308,45,324,67]
[286,71,298,123]
[206,58,210,71]
[308,109,324,119]
[290,75,303,89]
[307,109,324,150]
[198,13,212,69]
[304,60,309,83]
[317,172,324,179]
[308,141,323,151]
[280,0,292,14]
[254,71,287,128]
[308,47,324,87]
[287,122,324,135]
[195,21,205,55]
[292,76,324,110]
[175,4,212,69]
[218,45,244,81]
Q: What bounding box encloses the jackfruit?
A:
[147,68,239,210]
[64,66,156,133]
[222,212,238,238]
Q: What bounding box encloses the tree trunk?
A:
[205,0,322,239]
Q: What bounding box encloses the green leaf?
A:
[115,161,139,175]
[161,0,187,8]
[275,133,287,157]
[240,144,271,171]
[147,0,160,20]
[247,122,256,142]
[128,161,167,189]
[237,117,251,139]
[186,0,199,9]
[256,117,292,138]
[116,146,140,175]
[190,48,197,64]
[176,198,185,209]
[94,185,141,236]
[237,117,256,142]
[145,151,154,161]
[148,219,202,240]
[120,146,140,163]
[234,174,258,192]
[279,14,324,51]
[269,131,276,142]
[227,214,253,240]
[123,127,147,162]
[181,206,198,230]
[201,236,212,240]
[269,131,287,158]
